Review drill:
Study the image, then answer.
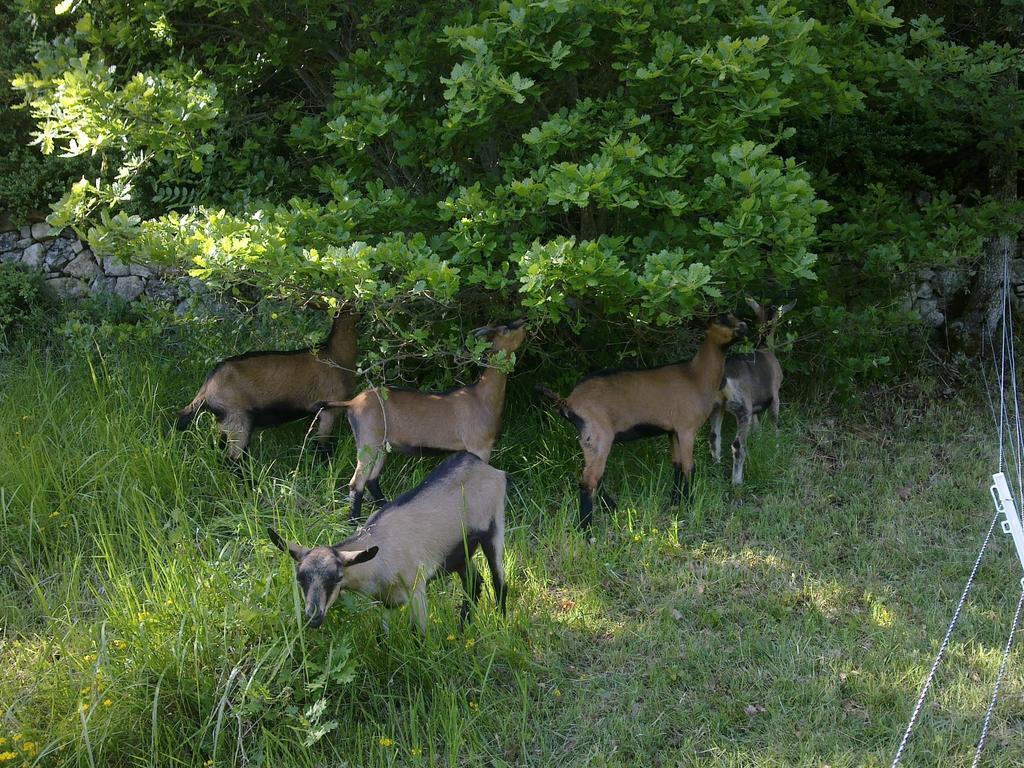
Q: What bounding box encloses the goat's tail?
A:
[534,383,569,411]
[312,399,354,411]
[175,396,207,431]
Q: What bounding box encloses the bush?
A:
[0,263,49,345]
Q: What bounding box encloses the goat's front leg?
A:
[709,403,723,463]
[408,583,429,633]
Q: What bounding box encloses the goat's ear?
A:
[506,318,527,330]
[339,546,379,566]
[470,325,494,339]
[745,297,763,314]
[268,527,307,562]
[778,300,796,317]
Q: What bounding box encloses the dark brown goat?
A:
[537,315,747,527]
[320,320,527,520]
[176,311,358,460]
[709,299,794,484]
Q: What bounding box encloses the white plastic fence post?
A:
[991,472,1024,586]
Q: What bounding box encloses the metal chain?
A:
[971,586,1024,768]
[889,507,1003,768]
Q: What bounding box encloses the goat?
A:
[537,315,747,527]
[709,299,794,485]
[176,310,358,460]
[268,451,507,631]
[318,319,526,520]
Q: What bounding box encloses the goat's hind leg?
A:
[669,429,697,507]
[481,529,507,615]
[457,564,484,626]
[220,412,253,463]
[347,443,387,521]
[312,407,337,460]
[578,428,612,529]
[730,402,753,486]
[709,402,724,463]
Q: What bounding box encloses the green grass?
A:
[1,328,1023,767]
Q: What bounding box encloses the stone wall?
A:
[0,223,208,311]
[3,220,1023,331]
[907,258,1024,331]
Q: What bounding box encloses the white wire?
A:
[971,585,1024,768]
[892,244,1021,767]
[888,508,1003,768]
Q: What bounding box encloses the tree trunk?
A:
[957,73,1018,352]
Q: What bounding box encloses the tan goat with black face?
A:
[268,452,507,631]
[319,319,526,520]
[176,310,358,460]
[537,315,747,527]
[709,299,794,485]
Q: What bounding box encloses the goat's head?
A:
[268,527,378,628]
[745,298,796,325]
[472,319,528,354]
[707,313,748,347]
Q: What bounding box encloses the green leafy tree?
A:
[6,0,1023,381]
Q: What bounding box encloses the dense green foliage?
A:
[1,319,1022,766]
[3,0,1024,379]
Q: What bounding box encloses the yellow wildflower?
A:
[0,739,4,746]
[103,699,113,707]
[21,742,36,755]
[11,735,21,743]
[464,638,475,648]
[446,634,456,642]
[82,653,96,663]
[0,751,16,762]
[468,700,479,711]
[137,611,150,623]
[552,688,562,698]
[113,640,126,650]
[50,511,60,518]
[378,737,394,748]
[633,533,642,542]
[78,702,90,714]
[410,747,423,758]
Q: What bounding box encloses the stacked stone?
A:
[0,223,204,311]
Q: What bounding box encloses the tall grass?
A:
[1,327,1022,767]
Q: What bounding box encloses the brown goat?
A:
[709,299,794,484]
[537,315,747,527]
[320,319,527,520]
[176,311,358,460]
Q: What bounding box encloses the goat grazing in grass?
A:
[268,452,507,631]
[319,319,527,520]
[537,315,747,527]
[709,299,794,485]
[176,310,358,460]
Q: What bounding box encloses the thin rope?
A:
[1001,253,1024,507]
[889,506,1003,768]
[971,586,1024,768]
[891,245,1019,767]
